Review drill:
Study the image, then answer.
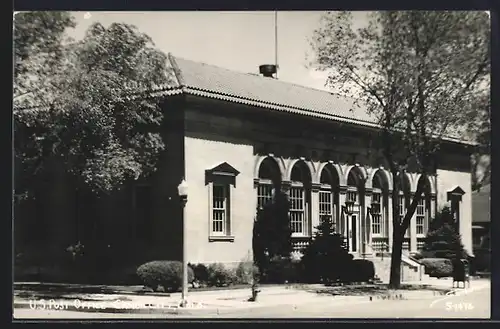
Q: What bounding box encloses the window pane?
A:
[257,184,273,209]
[212,185,229,235]
[319,190,333,225]
[290,187,305,234]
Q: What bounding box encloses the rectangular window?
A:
[257,184,273,209]
[371,193,382,235]
[347,191,357,202]
[319,190,334,225]
[416,198,426,235]
[289,187,305,235]
[212,184,230,235]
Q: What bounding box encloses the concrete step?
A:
[371,255,425,283]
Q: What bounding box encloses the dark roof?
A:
[170,55,376,125]
[472,184,490,223]
[13,53,476,146]
[166,54,473,144]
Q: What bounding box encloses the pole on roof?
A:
[275,10,278,79]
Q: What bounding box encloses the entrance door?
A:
[350,214,358,252]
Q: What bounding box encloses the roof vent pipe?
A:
[259,64,277,78]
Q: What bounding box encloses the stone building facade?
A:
[168,55,474,266]
[14,54,475,278]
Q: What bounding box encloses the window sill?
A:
[209,236,235,242]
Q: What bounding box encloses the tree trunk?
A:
[389,229,403,288]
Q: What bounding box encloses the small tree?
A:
[422,207,467,259]
[252,190,293,281]
[300,220,353,284]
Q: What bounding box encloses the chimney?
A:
[259,64,277,78]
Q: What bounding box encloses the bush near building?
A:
[189,263,210,285]
[136,260,194,292]
[420,258,454,278]
[235,261,259,285]
[300,221,374,284]
[421,207,468,260]
[418,206,472,276]
[206,263,238,287]
[187,261,259,287]
[252,191,293,283]
[265,256,303,284]
[350,259,376,283]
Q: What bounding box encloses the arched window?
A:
[256,157,281,209]
[347,168,363,209]
[371,170,389,237]
[290,161,311,237]
[319,165,340,228]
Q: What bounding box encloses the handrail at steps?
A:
[376,242,422,270]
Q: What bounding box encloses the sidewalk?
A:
[14,279,489,316]
[13,284,380,316]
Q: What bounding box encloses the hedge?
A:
[136,260,194,292]
[348,259,376,283]
[420,258,453,278]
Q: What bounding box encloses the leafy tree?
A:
[300,220,352,283]
[309,11,490,288]
[14,11,76,102]
[422,207,467,259]
[14,12,173,196]
[470,104,490,191]
[252,190,293,281]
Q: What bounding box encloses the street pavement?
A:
[13,280,490,320]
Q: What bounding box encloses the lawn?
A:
[13,282,452,303]
[300,283,451,297]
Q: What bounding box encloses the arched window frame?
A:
[319,167,339,227]
[290,163,311,237]
[346,169,362,213]
[256,158,280,210]
[371,188,383,236]
[371,171,388,237]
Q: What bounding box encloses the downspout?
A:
[434,153,439,216]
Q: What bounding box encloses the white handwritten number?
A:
[446,302,474,311]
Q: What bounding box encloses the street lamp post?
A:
[344,200,354,251]
[364,206,372,260]
[177,179,189,308]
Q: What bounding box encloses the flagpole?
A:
[274,10,278,79]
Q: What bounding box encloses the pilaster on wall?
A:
[281,181,291,194]
[430,194,436,232]
[338,186,347,236]
[387,192,394,250]
[311,183,321,235]
[410,192,417,253]
[364,188,373,256]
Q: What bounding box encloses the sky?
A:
[67,11,368,92]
